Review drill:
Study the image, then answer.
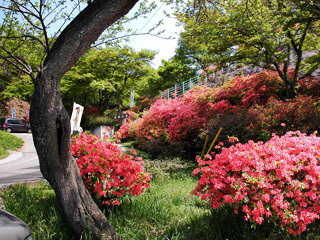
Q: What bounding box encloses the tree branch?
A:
[0,50,34,78]
[44,0,140,77]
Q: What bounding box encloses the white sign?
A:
[70,102,84,133]
[130,88,134,108]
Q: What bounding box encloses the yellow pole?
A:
[200,134,210,159]
[206,127,223,156]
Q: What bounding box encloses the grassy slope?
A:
[1,157,320,240]
[0,131,24,159]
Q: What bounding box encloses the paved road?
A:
[0,133,43,188]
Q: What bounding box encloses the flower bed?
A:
[192,131,320,235]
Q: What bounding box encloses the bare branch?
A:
[0,5,37,18]
[0,46,34,77]
[0,35,47,50]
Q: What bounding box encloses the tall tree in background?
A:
[61,47,156,113]
[87,47,156,114]
[0,26,43,103]
[0,0,150,239]
[157,58,197,89]
[177,0,320,98]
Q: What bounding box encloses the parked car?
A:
[0,208,33,240]
[0,118,31,133]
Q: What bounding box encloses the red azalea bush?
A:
[250,95,320,141]
[298,76,320,97]
[138,95,157,111]
[129,106,141,113]
[115,70,320,157]
[198,106,255,149]
[71,133,151,205]
[167,102,206,142]
[182,85,217,104]
[135,98,181,145]
[125,110,139,121]
[135,87,218,144]
[192,131,320,235]
[114,121,133,141]
[215,70,286,107]
[87,106,100,115]
[113,111,140,142]
[128,117,144,140]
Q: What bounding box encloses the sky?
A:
[124,2,184,69]
[0,0,183,69]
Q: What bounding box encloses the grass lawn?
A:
[0,131,24,159]
[1,157,320,240]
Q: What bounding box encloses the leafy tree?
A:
[176,0,320,98]
[175,33,213,72]
[134,67,161,97]
[0,0,155,238]
[1,75,34,103]
[0,26,43,103]
[157,58,197,89]
[61,47,156,114]
[90,47,155,114]
[61,50,113,113]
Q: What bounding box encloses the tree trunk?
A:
[286,81,297,99]
[29,0,139,239]
[30,72,118,240]
[116,94,122,115]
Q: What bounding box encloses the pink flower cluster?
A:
[71,133,151,205]
[192,131,320,235]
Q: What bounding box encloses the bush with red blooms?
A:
[298,76,320,97]
[125,86,217,146]
[115,69,320,157]
[129,106,141,113]
[215,70,286,107]
[87,106,100,115]
[192,131,320,235]
[71,133,151,205]
[139,95,157,111]
[113,110,139,142]
[249,95,320,142]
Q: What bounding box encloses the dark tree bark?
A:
[29,0,139,239]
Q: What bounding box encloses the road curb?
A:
[0,151,23,165]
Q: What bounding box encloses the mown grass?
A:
[0,131,24,159]
[1,157,320,240]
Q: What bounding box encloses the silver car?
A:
[0,209,33,240]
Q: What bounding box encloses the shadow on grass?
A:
[165,206,320,240]
[0,182,76,240]
[2,177,320,240]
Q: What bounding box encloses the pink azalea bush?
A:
[116,69,320,157]
[192,131,320,235]
[71,133,151,205]
[118,86,217,148]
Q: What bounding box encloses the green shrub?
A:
[0,131,24,159]
[0,130,24,150]
[0,145,8,159]
[140,139,195,160]
[84,116,115,129]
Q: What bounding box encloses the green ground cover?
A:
[0,131,24,159]
[1,156,320,240]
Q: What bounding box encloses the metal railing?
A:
[159,75,211,99]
